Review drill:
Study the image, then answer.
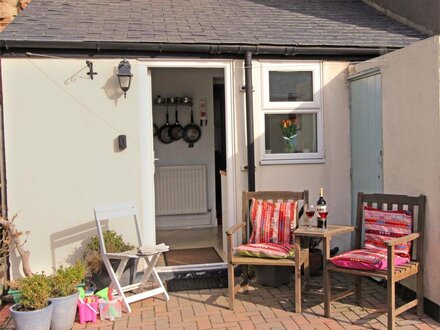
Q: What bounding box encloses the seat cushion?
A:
[364,206,413,258]
[235,243,295,259]
[329,248,410,270]
[249,198,297,245]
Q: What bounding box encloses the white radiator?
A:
[155,165,208,216]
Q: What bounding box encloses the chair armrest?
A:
[385,233,420,246]
[226,222,246,236]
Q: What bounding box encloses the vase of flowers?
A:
[280,119,297,153]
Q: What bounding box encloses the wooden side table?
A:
[294,225,354,315]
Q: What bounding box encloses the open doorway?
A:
[150,67,226,268]
[213,78,226,226]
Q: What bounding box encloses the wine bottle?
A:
[316,187,327,228]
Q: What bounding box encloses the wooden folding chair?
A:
[94,201,169,313]
[226,190,309,313]
[324,192,426,330]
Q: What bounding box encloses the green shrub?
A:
[49,261,86,297]
[83,230,134,273]
[19,273,51,311]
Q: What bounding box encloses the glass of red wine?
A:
[318,209,329,230]
[304,204,315,230]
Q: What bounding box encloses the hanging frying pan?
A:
[183,107,201,148]
[169,104,184,140]
[153,123,158,137]
[158,105,173,144]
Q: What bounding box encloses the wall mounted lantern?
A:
[117,58,133,98]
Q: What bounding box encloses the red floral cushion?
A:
[364,206,413,258]
[249,198,297,245]
[329,248,410,270]
[235,243,295,259]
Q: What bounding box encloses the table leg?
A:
[323,237,331,317]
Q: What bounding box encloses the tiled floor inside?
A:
[2,272,439,329]
[156,226,225,267]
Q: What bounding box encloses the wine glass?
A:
[304,204,315,230]
[318,209,329,230]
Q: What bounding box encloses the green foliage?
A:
[85,230,134,254]
[18,273,51,311]
[49,261,86,297]
[83,230,134,273]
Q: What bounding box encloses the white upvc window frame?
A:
[260,61,324,165]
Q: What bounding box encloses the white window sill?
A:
[260,157,325,165]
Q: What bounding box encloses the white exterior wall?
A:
[233,60,352,253]
[2,57,352,276]
[2,58,148,277]
[352,36,440,305]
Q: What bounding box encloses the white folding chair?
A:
[94,201,169,313]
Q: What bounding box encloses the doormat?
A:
[163,247,223,266]
[166,276,228,292]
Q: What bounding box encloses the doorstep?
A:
[157,263,228,292]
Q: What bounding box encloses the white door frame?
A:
[137,59,237,246]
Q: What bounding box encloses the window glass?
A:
[264,113,317,154]
[269,71,313,102]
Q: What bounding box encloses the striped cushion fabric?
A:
[364,206,413,258]
[235,243,295,259]
[249,198,297,245]
[329,248,410,270]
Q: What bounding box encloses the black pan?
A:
[158,106,173,144]
[183,107,201,148]
[169,105,184,140]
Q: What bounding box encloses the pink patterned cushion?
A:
[249,198,297,245]
[329,248,410,270]
[235,243,295,259]
[364,206,413,258]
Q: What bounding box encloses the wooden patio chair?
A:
[226,190,309,313]
[94,201,169,313]
[324,192,426,330]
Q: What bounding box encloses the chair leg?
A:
[303,256,310,285]
[105,261,131,313]
[151,268,170,301]
[416,271,424,316]
[324,269,331,317]
[228,263,235,310]
[387,279,396,330]
[323,238,331,318]
[355,275,362,305]
[294,265,301,313]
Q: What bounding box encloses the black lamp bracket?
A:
[86,60,98,80]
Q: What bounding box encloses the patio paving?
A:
[1,272,439,329]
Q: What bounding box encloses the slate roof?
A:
[0,0,426,50]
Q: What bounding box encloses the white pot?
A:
[10,301,53,330]
[49,291,80,330]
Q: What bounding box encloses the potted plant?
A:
[49,261,86,330]
[83,230,135,290]
[9,273,53,330]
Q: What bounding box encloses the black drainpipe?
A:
[244,51,255,192]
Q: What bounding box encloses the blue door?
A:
[349,70,383,224]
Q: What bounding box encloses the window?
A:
[260,62,323,164]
